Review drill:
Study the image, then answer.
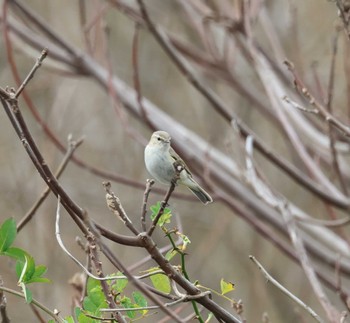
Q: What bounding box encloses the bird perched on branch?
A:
[144,131,213,204]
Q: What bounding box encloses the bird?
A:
[144,131,213,204]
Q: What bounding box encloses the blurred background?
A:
[0,0,350,322]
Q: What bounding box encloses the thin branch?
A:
[281,203,341,322]
[17,135,84,232]
[141,179,154,231]
[325,31,348,195]
[0,278,10,323]
[285,59,350,137]
[132,22,153,129]
[103,181,140,235]
[14,47,48,98]
[283,95,319,115]
[147,180,177,237]
[0,285,65,323]
[249,256,324,323]
[100,291,211,313]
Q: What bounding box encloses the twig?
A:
[295,216,350,228]
[283,95,319,115]
[147,178,177,237]
[0,278,10,323]
[285,59,350,137]
[15,48,48,98]
[101,291,211,313]
[17,135,84,232]
[0,285,65,323]
[249,255,323,323]
[325,31,348,195]
[103,181,140,235]
[29,303,46,323]
[281,203,340,322]
[141,179,154,231]
[132,22,153,129]
[335,0,350,40]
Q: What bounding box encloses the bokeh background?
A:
[0,0,350,322]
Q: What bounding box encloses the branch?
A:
[249,256,324,323]
[103,181,140,235]
[0,285,64,323]
[17,135,84,232]
[281,204,341,322]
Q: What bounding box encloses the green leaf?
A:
[83,292,106,314]
[16,254,36,284]
[86,277,100,293]
[220,278,235,295]
[27,277,51,284]
[132,291,148,314]
[179,233,191,245]
[133,291,147,307]
[77,312,96,323]
[0,218,16,252]
[121,296,136,319]
[20,282,33,303]
[111,277,128,294]
[150,202,172,227]
[165,249,177,261]
[26,265,50,284]
[150,273,171,294]
[74,307,82,318]
[177,232,191,251]
[83,279,107,315]
[3,247,27,261]
[62,316,75,323]
[33,264,47,277]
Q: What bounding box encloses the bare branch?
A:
[249,256,324,323]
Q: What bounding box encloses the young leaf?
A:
[16,254,36,284]
[20,282,33,303]
[220,278,235,295]
[83,278,107,315]
[0,218,16,252]
[77,312,96,323]
[150,273,171,294]
[132,291,147,307]
[3,247,27,261]
[121,296,136,319]
[74,307,95,323]
[150,202,172,227]
[165,248,177,261]
[26,265,50,284]
[111,277,128,293]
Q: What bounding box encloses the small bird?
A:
[144,131,213,204]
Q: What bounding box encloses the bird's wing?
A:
[169,146,193,176]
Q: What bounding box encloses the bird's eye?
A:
[157,137,161,141]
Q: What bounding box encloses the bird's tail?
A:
[187,180,213,205]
